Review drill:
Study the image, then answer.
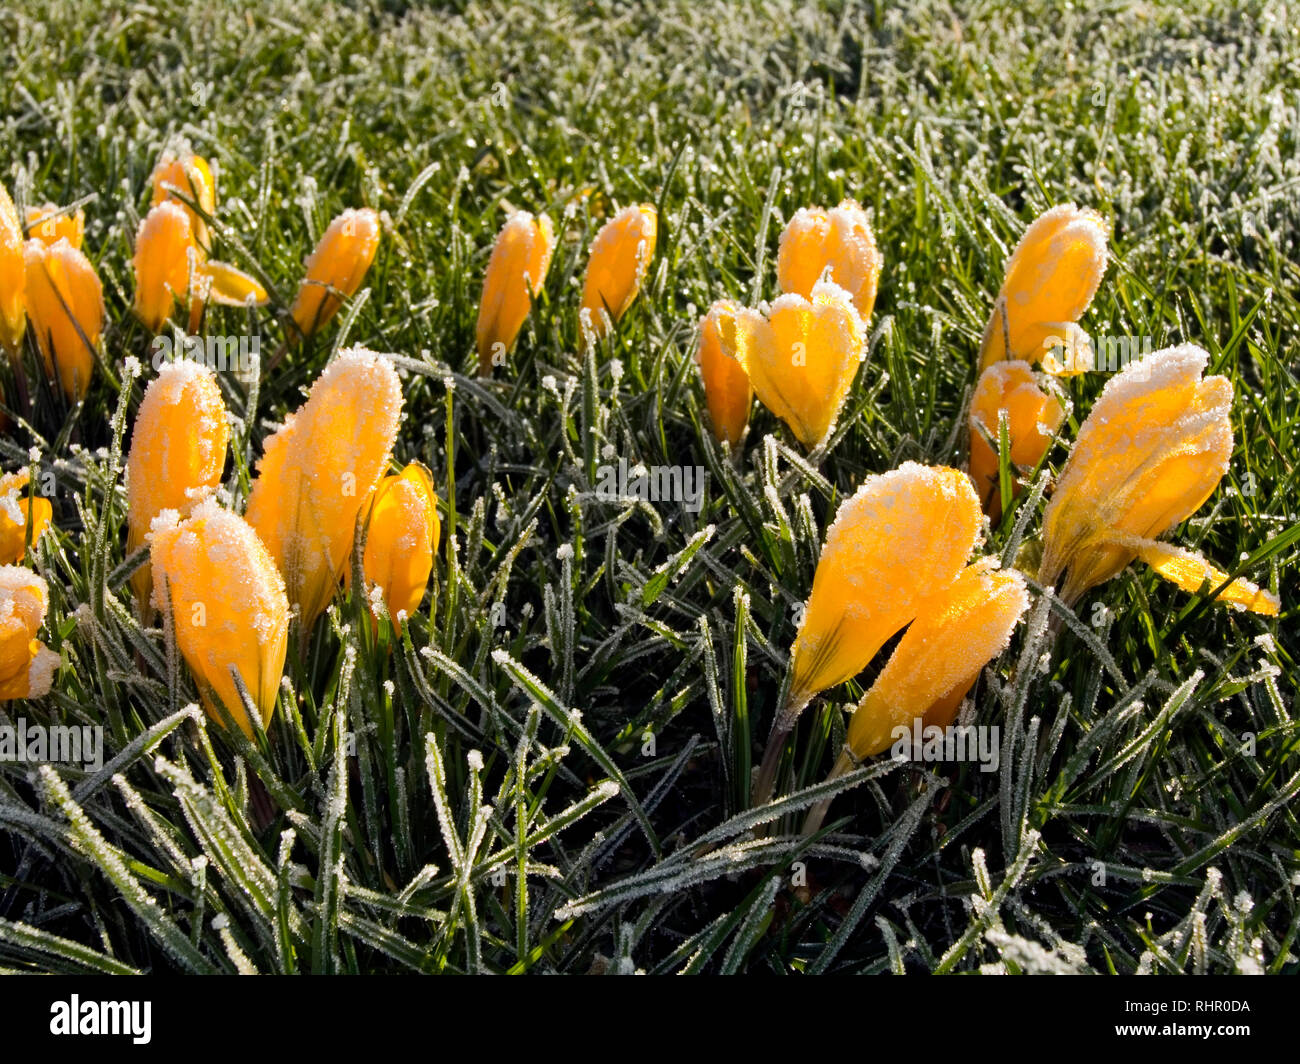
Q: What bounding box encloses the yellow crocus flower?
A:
[245,347,403,633]
[150,151,217,252]
[978,204,1108,373]
[968,360,1064,520]
[0,469,53,566]
[777,199,883,321]
[352,461,439,632]
[149,499,289,736]
[23,237,103,402]
[126,362,230,616]
[579,204,656,342]
[26,203,85,249]
[694,300,753,449]
[476,211,555,375]
[0,565,60,701]
[0,184,24,355]
[289,208,381,340]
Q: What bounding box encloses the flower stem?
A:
[801,748,855,837]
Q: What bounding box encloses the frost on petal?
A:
[788,462,982,706]
[777,199,882,321]
[579,204,657,341]
[476,211,555,375]
[1132,539,1280,616]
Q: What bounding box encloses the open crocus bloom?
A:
[0,469,53,566]
[0,184,25,355]
[1038,343,1279,616]
[733,280,864,449]
[289,207,381,339]
[150,500,289,737]
[26,203,85,249]
[126,361,230,616]
[23,236,103,402]
[978,204,1108,373]
[777,199,883,321]
[0,566,60,701]
[579,203,656,341]
[245,347,403,633]
[695,300,753,449]
[476,211,555,375]
[968,359,1065,520]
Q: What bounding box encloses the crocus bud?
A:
[150,152,217,251]
[978,204,1107,373]
[695,300,752,449]
[0,469,52,566]
[126,362,230,615]
[579,204,656,341]
[354,461,439,631]
[968,360,1065,520]
[777,200,883,321]
[476,211,555,375]
[289,208,381,340]
[149,500,289,736]
[245,347,403,632]
[733,280,864,448]
[0,184,26,355]
[23,237,103,402]
[1038,344,1278,615]
[133,202,199,334]
[26,204,85,249]
[0,566,60,700]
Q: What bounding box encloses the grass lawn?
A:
[0,0,1296,974]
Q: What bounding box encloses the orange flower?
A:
[476,211,555,375]
[777,200,883,320]
[579,204,656,342]
[245,347,403,632]
[289,208,381,340]
[23,237,103,402]
[694,300,752,448]
[0,470,53,566]
[733,281,864,448]
[133,202,199,334]
[350,462,439,631]
[978,204,1107,373]
[0,566,60,700]
[0,183,25,356]
[149,500,289,736]
[1038,344,1278,615]
[26,204,85,249]
[968,360,1065,520]
[150,151,217,251]
[126,362,230,615]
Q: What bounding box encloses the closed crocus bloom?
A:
[0,184,26,355]
[476,211,555,375]
[0,566,60,700]
[246,347,403,632]
[289,208,381,340]
[579,204,656,341]
[978,204,1108,373]
[968,360,1065,519]
[1038,344,1278,614]
[733,280,864,448]
[777,200,883,320]
[695,300,752,449]
[23,237,103,402]
[0,469,53,566]
[754,463,982,804]
[149,500,289,736]
[150,152,217,251]
[803,562,1027,834]
[357,462,439,630]
[133,202,198,333]
[126,362,230,615]
[26,204,85,249]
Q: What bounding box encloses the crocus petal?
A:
[0,184,25,355]
[695,300,753,448]
[289,208,381,339]
[201,260,269,306]
[788,462,983,710]
[133,202,198,333]
[777,200,882,321]
[0,566,58,701]
[733,280,864,448]
[978,204,1108,372]
[151,152,217,252]
[1125,537,1280,616]
[846,561,1029,758]
[1039,344,1233,606]
[476,211,555,375]
[968,360,1064,519]
[579,204,656,341]
[126,362,231,615]
[353,461,439,631]
[26,203,85,250]
[0,470,53,566]
[23,237,103,402]
[245,347,403,632]
[150,500,289,736]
